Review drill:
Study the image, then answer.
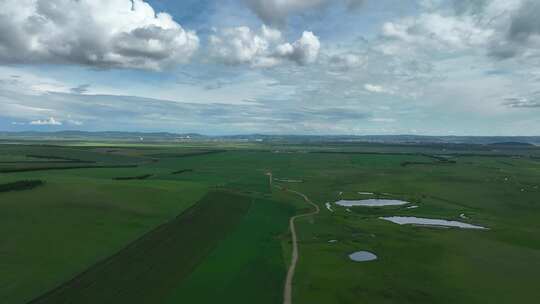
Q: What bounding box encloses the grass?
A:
[0,180,44,192]
[1,142,540,303]
[165,196,293,304]
[29,190,252,304]
[0,172,207,304]
[113,174,154,180]
[284,153,540,303]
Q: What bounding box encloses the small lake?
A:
[380,216,488,230]
[349,251,378,262]
[335,199,410,207]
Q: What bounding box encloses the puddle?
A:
[274,178,303,183]
[349,251,378,262]
[328,239,338,243]
[335,199,409,207]
[406,205,419,209]
[380,216,487,230]
[325,202,334,212]
[358,192,374,195]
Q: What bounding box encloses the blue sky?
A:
[0,0,539,135]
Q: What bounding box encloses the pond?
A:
[335,199,410,207]
[379,216,487,230]
[325,202,334,212]
[349,251,378,262]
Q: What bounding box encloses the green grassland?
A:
[165,195,293,304]
[30,190,252,304]
[1,142,539,303]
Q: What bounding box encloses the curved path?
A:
[280,187,320,304]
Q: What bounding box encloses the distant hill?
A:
[1,131,539,145]
[0,131,206,142]
[488,142,535,147]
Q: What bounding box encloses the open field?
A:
[1,141,540,303]
[30,190,252,304]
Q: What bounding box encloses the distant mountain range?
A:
[0,131,539,146]
[0,131,203,141]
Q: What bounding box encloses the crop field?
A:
[1,142,539,303]
[30,191,253,304]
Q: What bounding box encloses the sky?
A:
[0,0,539,135]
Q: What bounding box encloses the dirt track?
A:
[279,186,320,304]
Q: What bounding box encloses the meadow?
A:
[0,141,539,303]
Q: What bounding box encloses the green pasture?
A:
[1,142,539,303]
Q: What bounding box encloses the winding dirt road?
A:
[283,189,320,304]
[280,188,320,304]
[266,172,320,304]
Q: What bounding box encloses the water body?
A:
[380,216,488,230]
[349,251,378,262]
[335,199,409,207]
[274,178,303,183]
[325,202,334,212]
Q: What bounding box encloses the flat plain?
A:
[1,141,539,303]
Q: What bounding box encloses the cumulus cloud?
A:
[380,0,540,62]
[381,13,494,53]
[0,0,199,70]
[209,26,320,67]
[29,117,62,125]
[275,31,321,65]
[244,0,364,25]
[489,0,540,59]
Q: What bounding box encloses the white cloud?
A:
[68,119,84,126]
[364,84,391,94]
[209,26,320,67]
[29,117,63,126]
[379,0,538,61]
[274,31,321,65]
[381,13,494,53]
[0,0,199,70]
